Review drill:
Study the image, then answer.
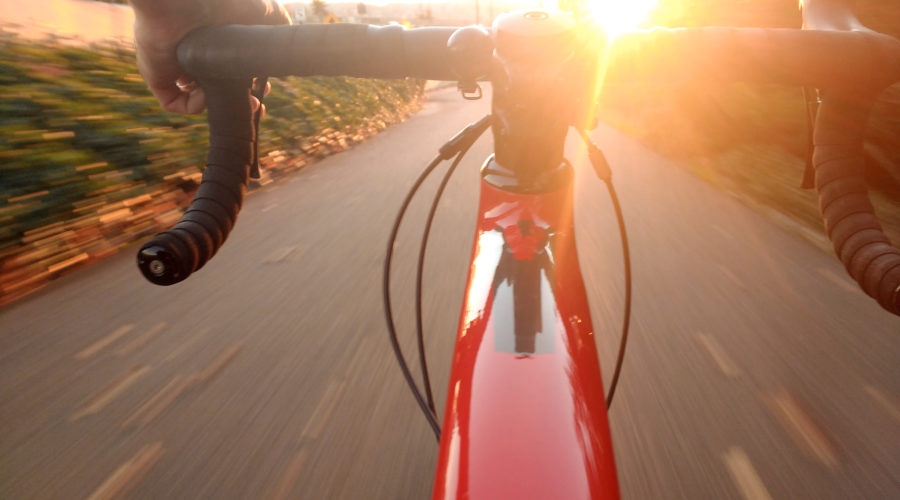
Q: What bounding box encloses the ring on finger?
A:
[176,80,198,92]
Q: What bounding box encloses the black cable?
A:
[383,115,491,440]
[601,180,631,409]
[383,152,447,439]
[576,129,632,410]
[413,115,492,416]
[414,147,471,416]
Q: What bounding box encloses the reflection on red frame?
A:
[433,173,620,499]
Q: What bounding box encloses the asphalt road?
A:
[1,88,898,499]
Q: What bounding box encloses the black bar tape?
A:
[199,159,247,188]
[180,210,226,249]
[156,230,193,265]
[831,217,886,255]
[138,80,254,285]
[813,159,865,203]
[848,243,898,290]
[816,176,867,209]
[839,229,891,268]
[176,24,462,81]
[147,229,197,281]
[198,158,248,202]
[864,253,900,309]
[189,197,236,234]
[879,267,900,311]
[170,224,212,270]
[194,181,245,213]
[814,144,865,163]
[208,139,253,171]
[814,95,900,315]
[821,192,878,234]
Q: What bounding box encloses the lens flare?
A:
[586,0,658,37]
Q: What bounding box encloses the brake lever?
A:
[801,86,819,189]
[249,77,268,179]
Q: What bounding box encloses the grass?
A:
[596,81,900,252]
[0,31,424,305]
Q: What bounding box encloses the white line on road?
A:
[723,446,773,500]
[269,450,309,500]
[163,327,210,362]
[193,342,243,383]
[87,442,164,500]
[301,380,347,439]
[263,245,308,264]
[123,375,188,429]
[865,386,900,422]
[117,322,166,356]
[346,337,373,374]
[125,343,242,429]
[76,324,134,359]
[718,264,746,289]
[768,390,839,469]
[72,365,150,420]
[696,333,741,378]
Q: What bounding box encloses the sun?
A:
[583,0,658,37]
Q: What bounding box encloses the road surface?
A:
[1,88,898,499]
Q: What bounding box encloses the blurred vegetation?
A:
[598,0,900,246]
[0,31,423,304]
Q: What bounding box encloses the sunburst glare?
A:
[584,0,658,37]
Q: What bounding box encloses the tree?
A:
[416,4,433,23]
[311,0,329,19]
[357,2,367,15]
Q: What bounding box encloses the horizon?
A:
[278,0,547,7]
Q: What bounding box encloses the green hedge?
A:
[596,74,900,251]
[0,32,423,303]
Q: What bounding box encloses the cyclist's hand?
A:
[131,0,290,114]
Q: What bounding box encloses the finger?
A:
[250,99,267,119]
[227,0,291,26]
[264,81,271,96]
[152,83,206,115]
[137,47,206,114]
[260,0,293,25]
[176,78,199,93]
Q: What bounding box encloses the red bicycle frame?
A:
[430,11,620,498]
[432,159,619,498]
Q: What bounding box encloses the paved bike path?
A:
[1,87,897,499]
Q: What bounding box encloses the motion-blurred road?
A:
[1,88,898,499]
